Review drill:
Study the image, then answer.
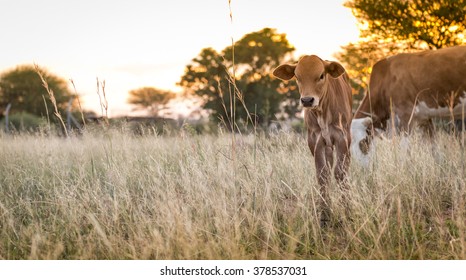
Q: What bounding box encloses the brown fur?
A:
[354,45,466,133]
[274,55,353,219]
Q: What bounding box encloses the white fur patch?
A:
[414,91,466,120]
[351,117,373,167]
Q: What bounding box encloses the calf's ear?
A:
[324,61,345,78]
[273,64,296,81]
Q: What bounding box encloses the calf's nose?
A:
[301,97,315,107]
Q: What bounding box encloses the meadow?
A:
[0,126,464,259]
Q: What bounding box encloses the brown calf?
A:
[273,55,352,221]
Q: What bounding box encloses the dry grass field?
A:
[0,127,464,259]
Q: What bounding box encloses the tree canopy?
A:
[338,0,466,98]
[347,0,466,49]
[179,28,299,129]
[0,65,74,118]
[128,87,175,117]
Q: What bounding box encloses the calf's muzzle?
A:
[301,97,315,107]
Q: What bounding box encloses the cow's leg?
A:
[308,133,331,186]
[325,146,334,169]
[334,137,350,185]
[315,146,331,188]
[334,135,351,199]
[308,133,331,225]
[321,145,334,223]
[419,119,435,138]
[419,119,443,162]
[397,114,413,159]
[334,132,351,219]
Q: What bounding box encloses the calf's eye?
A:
[319,73,325,80]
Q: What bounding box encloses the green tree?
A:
[347,0,466,49]
[178,47,229,122]
[334,40,406,101]
[128,87,175,117]
[338,0,466,99]
[0,65,74,119]
[179,28,298,129]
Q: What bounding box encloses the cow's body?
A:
[273,55,352,223]
[303,70,353,186]
[352,46,466,165]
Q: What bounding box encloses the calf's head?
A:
[273,55,346,109]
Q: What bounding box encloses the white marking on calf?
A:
[350,117,373,167]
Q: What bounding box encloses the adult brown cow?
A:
[351,46,466,166]
[273,55,352,221]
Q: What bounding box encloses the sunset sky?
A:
[0,0,360,117]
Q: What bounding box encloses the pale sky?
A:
[0,0,360,117]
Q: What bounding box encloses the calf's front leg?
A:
[334,132,351,218]
[334,135,350,185]
[308,133,333,225]
[308,133,331,187]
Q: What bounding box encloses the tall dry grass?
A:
[0,128,464,259]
